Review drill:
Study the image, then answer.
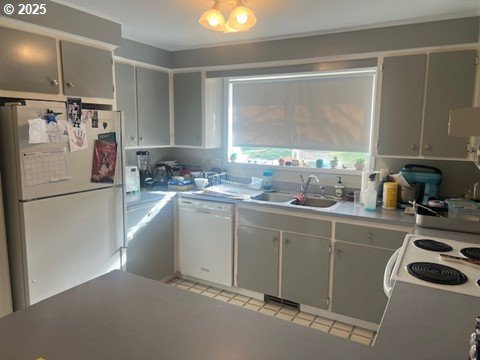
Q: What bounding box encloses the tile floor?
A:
[167,277,376,346]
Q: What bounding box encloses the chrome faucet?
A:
[299,175,319,197]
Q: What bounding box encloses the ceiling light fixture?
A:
[199,0,256,33]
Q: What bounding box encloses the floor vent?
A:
[264,295,300,309]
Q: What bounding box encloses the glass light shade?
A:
[199,8,225,31]
[226,5,256,31]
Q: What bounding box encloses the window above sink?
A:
[226,68,376,173]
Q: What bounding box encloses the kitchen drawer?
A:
[335,222,408,250]
[238,208,331,239]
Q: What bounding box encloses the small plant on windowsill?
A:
[329,156,339,169]
[354,157,366,170]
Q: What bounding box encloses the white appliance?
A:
[384,234,480,298]
[178,198,233,287]
[0,100,124,309]
[125,166,140,193]
[0,172,12,318]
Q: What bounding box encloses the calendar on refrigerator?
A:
[22,148,70,187]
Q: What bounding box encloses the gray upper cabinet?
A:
[332,241,393,324]
[377,49,477,159]
[136,67,170,146]
[377,54,426,156]
[237,225,279,295]
[0,27,59,94]
[281,233,330,309]
[60,41,114,99]
[173,72,203,147]
[422,50,476,158]
[115,62,137,147]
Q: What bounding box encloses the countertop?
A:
[179,191,415,227]
[0,270,476,359]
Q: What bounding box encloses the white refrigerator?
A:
[0,100,124,310]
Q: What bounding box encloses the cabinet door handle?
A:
[50,79,58,86]
[365,232,373,240]
[139,137,144,141]
[66,81,74,88]
[283,239,290,245]
[130,136,136,141]
[335,249,343,255]
[410,144,416,150]
[424,144,431,151]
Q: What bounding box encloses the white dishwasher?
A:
[178,199,233,287]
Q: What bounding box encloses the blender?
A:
[136,151,154,188]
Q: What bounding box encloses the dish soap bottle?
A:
[334,176,344,199]
[364,173,378,211]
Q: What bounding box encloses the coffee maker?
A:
[136,151,154,188]
[154,162,173,187]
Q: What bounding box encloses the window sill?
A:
[224,162,365,176]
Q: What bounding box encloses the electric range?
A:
[391,234,480,297]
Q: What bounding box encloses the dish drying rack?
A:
[202,173,264,199]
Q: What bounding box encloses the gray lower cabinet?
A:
[136,67,170,146]
[173,72,203,147]
[377,54,426,156]
[237,225,279,295]
[422,50,476,158]
[115,62,137,147]
[125,200,174,280]
[0,27,59,94]
[60,41,114,99]
[281,232,330,309]
[332,241,393,324]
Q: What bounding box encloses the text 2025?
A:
[18,3,46,15]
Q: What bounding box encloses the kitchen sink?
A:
[290,197,338,208]
[250,192,295,203]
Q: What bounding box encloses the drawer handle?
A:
[366,232,373,240]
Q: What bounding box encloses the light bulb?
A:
[236,13,248,25]
[208,17,220,27]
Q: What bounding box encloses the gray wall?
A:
[125,148,173,168]
[171,17,480,68]
[375,158,480,197]
[0,0,121,46]
[114,38,172,68]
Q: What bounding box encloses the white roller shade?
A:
[230,70,375,152]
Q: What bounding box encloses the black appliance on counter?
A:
[154,162,173,186]
[136,150,154,188]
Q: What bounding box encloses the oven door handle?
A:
[383,248,401,298]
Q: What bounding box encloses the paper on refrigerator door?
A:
[28,118,49,144]
[67,123,88,152]
[46,120,69,143]
[22,148,69,187]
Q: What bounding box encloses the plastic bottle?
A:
[262,169,273,190]
[364,173,378,211]
[382,182,398,210]
[335,176,344,199]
